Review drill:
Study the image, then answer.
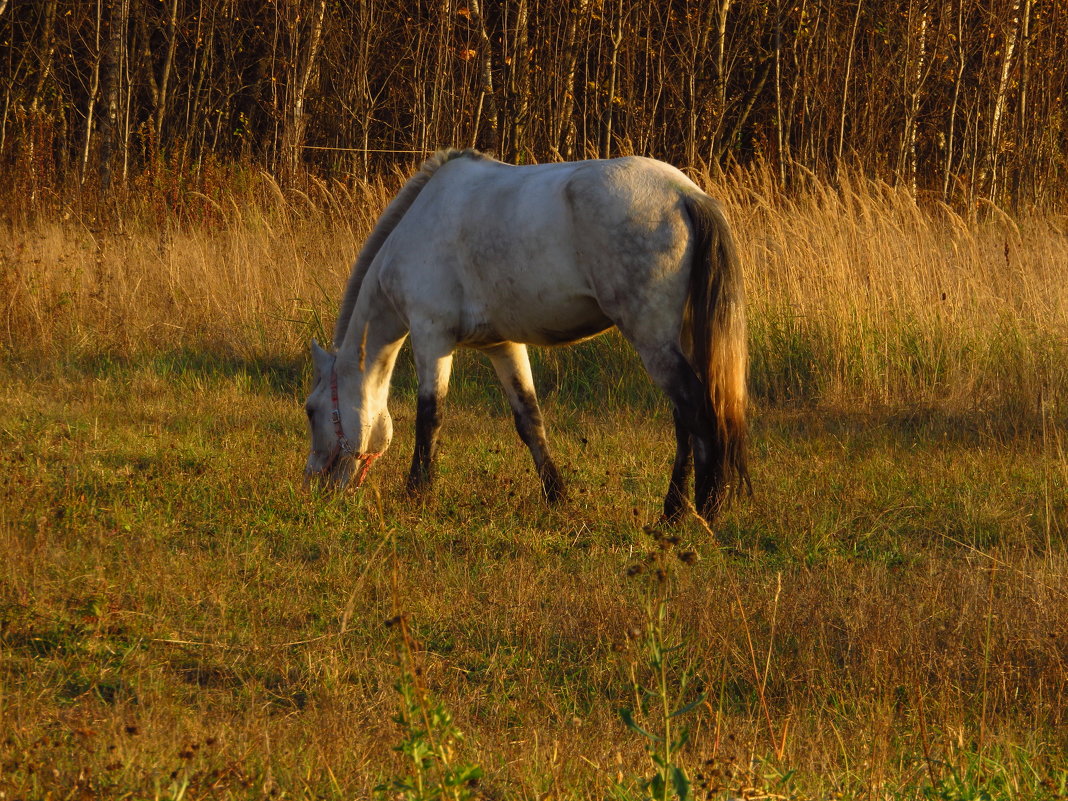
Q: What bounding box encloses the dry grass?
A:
[709,166,1068,417]
[1,165,1067,798]
[3,163,1068,420]
[0,172,394,357]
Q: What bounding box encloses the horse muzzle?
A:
[304,450,381,491]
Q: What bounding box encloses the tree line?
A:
[2,0,1065,208]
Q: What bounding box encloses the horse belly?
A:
[461,287,612,347]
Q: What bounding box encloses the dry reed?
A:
[2,164,1066,424]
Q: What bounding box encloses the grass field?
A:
[1,166,1066,799]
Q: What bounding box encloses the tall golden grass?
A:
[2,163,1065,418]
[722,166,1068,417]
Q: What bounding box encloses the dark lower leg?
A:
[659,351,724,525]
[692,431,726,524]
[510,384,566,502]
[662,408,693,523]
[407,393,442,492]
[487,344,565,503]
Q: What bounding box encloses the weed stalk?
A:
[618,530,705,801]
[374,562,483,801]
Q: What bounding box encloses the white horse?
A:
[304,149,748,524]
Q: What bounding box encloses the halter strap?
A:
[318,367,381,486]
[329,369,355,454]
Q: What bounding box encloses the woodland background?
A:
[1,0,1066,210]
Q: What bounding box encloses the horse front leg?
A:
[407,347,454,494]
[486,343,566,502]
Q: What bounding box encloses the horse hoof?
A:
[543,481,566,504]
[404,474,433,497]
[540,464,566,503]
[660,493,686,525]
[658,510,684,527]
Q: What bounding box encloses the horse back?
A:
[375,155,704,347]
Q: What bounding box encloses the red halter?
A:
[318,367,381,487]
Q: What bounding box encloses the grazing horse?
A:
[304,149,748,524]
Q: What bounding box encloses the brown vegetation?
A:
[3,164,1066,421]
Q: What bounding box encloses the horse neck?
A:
[336,279,407,409]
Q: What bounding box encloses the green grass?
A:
[2,353,1066,799]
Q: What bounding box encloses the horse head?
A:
[303,340,392,489]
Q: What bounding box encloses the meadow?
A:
[1,164,1066,799]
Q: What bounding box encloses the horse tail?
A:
[683,192,750,501]
[333,148,485,348]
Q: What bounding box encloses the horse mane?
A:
[332,148,486,348]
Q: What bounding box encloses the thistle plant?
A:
[375,612,484,801]
[617,529,705,801]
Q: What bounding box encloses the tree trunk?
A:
[80,0,102,184]
[552,0,589,159]
[30,0,57,112]
[354,0,374,178]
[835,0,863,177]
[716,58,771,165]
[987,0,1021,202]
[155,0,180,142]
[98,0,126,191]
[897,1,928,196]
[282,0,327,181]
[508,0,530,160]
[600,2,624,159]
[426,0,454,154]
[710,0,732,163]
[942,0,966,202]
[774,0,786,185]
[468,0,499,153]
[1012,0,1032,202]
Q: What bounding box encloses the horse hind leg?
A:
[486,343,566,502]
[662,407,693,523]
[637,342,723,525]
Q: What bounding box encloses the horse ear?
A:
[310,339,333,379]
